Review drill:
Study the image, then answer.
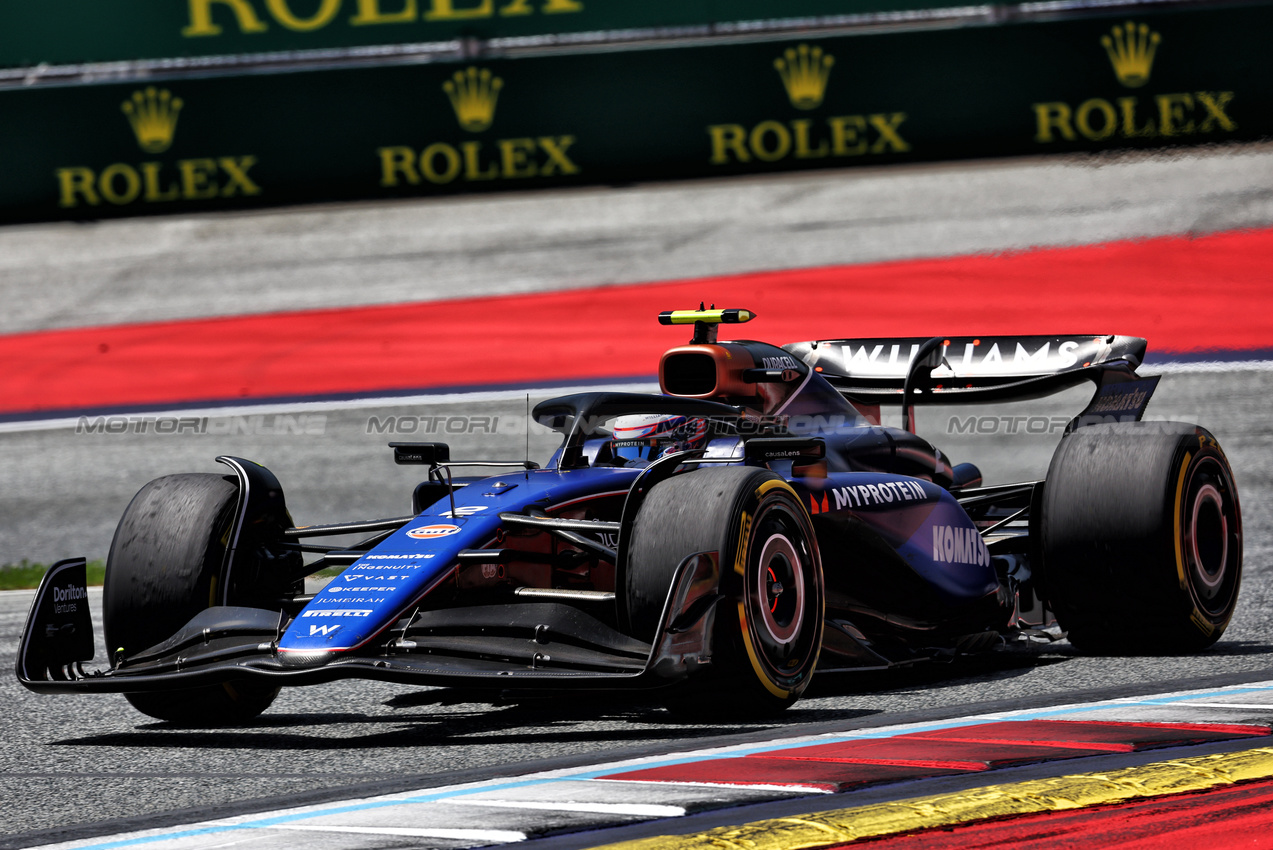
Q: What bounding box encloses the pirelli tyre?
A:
[1040,422,1242,653]
[103,473,281,725]
[626,467,824,714]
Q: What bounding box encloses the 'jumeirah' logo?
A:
[774,44,834,110]
[443,66,503,132]
[1101,21,1161,88]
[121,87,183,153]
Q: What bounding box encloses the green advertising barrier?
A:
[3,0,986,68]
[1,2,1266,223]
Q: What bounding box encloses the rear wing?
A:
[783,334,1148,405]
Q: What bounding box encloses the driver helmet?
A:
[610,413,709,466]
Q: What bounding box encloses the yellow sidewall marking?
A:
[1173,449,1192,593]
[1174,449,1218,636]
[737,599,790,700]
[734,480,807,700]
[733,511,752,577]
[591,747,1273,850]
[757,479,798,499]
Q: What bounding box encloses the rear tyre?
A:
[626,467,824,715]
[104,473,280,725]
[1040,422,1242,653]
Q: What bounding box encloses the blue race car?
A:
[18,308,1242,722]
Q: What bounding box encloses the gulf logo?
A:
[407,524,462,539]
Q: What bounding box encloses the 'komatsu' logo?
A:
[932,525,990,566]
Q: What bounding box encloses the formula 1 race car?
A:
[18,308,1242,723]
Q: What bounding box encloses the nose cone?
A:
[276,649,333,669]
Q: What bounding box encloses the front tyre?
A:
[1040,422,1242,653]
[104,473,280,725]
[626,467,824,714]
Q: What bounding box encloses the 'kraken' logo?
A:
[443,66,503,132]
[774,44,834,110]
[1101,21,1161,88]
[121,87,183,153]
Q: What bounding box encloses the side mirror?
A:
[744,437,825,463]
[389,442,450,465]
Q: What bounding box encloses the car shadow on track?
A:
[804,649,1077,699]
[55,644,1267,751]
[46,653,1094,750]
[49,689,878,751]
[1182,640,1273,657]
[47,658,1056,751]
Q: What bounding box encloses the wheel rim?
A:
[755,533,805,647]
[1181,455,1240,615]
[743,498,820,684]
[1188,483,1227,596]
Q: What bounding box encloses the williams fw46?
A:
[18,309,1242,721]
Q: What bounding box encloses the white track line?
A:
[447,800,686,816]
[269,825,527,841]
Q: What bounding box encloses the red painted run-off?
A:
[4,227,1273,416]
[835,778,1273,849]
[598,720,1270,792]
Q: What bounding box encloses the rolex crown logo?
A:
[1101,21,1161,88]
[121,87,183,153]
[774,44,835,110]
[443,66,503,132]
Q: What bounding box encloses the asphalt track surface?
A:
[2,144,1273,845]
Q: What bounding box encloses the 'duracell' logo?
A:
[376,65,580,188]
[1033,20,1237,144]
[54,86,262,210]
[707,42,910,169]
